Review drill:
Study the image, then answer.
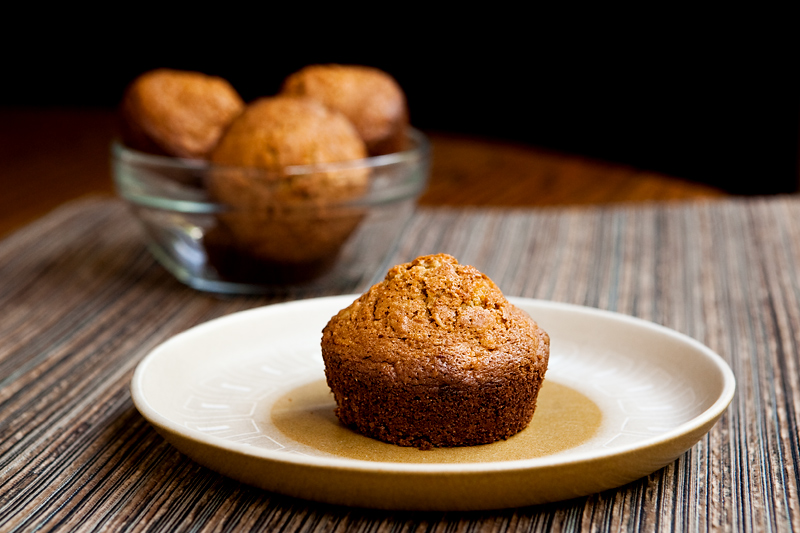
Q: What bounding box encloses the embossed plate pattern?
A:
[131,295,735,510]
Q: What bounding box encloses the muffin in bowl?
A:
[113,66,430,293]
[321,254,550,449]
[205,95,370,281]
[281,64,408,156]
[119,68,244,159]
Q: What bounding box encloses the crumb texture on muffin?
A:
[321,254,550,449]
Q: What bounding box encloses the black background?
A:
[3,13,798,195]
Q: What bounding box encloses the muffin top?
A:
[210,95,367,169]
[119,68,244,159]
[322,254,549,383]
[281,64,408,155]
[208,95,369,202]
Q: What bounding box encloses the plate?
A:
[130,295,735,510]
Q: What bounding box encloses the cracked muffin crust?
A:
[321,254,550,449]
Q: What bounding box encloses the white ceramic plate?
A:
[131,295,735,510]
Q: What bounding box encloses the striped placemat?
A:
[1,196,798,531]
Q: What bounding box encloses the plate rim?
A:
[131,294,736,475]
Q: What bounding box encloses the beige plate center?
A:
[272,379,601,463]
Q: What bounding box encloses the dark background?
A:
[3,15,798,195]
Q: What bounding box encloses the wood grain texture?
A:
[419,133,726,207]
[1,197,798,531]
[0,108,727,240]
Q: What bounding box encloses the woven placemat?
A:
[1,196,798,531]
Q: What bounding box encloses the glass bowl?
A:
[112,129,430,295]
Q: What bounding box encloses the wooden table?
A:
[0,108,726,239]
[9,109,798,532]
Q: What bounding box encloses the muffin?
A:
[281,64,408,155]
[321,254,550,449]
[206,95,369,279]
[119,68,244,159]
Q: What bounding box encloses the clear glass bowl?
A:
[112,129,430,295]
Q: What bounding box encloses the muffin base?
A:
[325,361,545,450]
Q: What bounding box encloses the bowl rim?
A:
[112,127,430,175]
[112,128,430,213]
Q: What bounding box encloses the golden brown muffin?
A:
[321,254,550,449]
[281,64,409,155]
[206,95,369,278]
[119,68,244,159]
